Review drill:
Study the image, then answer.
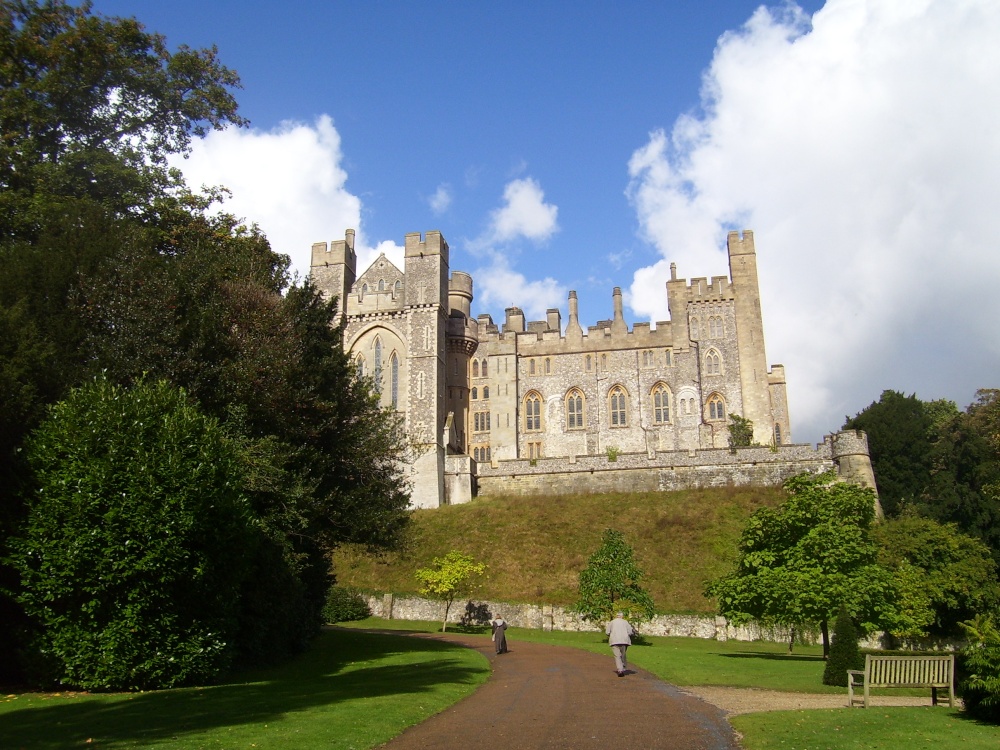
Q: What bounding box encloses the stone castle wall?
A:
[362,593,830,645]
[474,439,845,497]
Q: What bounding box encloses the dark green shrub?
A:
[960,615,1000,723]
[322,586,371,623]
[823,606,864,686]
[12,378,257,690]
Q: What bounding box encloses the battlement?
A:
[311,228,356,271]
[727,229,755,258]
[404,230,449,259]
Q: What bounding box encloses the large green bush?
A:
[960,615,1000,723]
[322,586,371,624]
[12,378,258,690]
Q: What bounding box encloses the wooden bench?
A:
[847,654,955,708]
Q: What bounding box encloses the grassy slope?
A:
[332,486,785,613]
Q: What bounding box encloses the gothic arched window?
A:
[566,389,584,429]
[482,359,488,377]
[609,386,627,427]
[707,394,726,421]
[524,392,542,432]
[709,316,723,338]
[483,386,490,400]
[390,353,399,408]
[472,360,479,378]
[373,338,383,393]
[651,383,671,424]
[705,349,721,376]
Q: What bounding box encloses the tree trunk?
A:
[442,598,452,632]
[821,619,830,659]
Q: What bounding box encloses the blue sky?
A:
[91,1,998,445]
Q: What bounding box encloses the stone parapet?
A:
[475,440,844,498]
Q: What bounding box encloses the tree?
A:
[415,551,486,632]
[920,389,1000,563]
[0,0,247,239]
[960,614,1000,724]
[823,606,864,686]
[11,378,258,689]
[574,529,655,624]
[727,413,756,452]
[874,514,999,638]
[707,472,896,657]
[842,390,944,517]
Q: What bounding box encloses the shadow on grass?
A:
[716,651,824,663]
[0,628,483,750]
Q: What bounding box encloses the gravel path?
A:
[681,685,941,715]
[378,631,740,749]
[371,629,951,750]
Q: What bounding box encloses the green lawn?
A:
[4,620,997,750]
[0,627,489,750]
[343,619,1000,750]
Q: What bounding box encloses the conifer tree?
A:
[823,606,864,686]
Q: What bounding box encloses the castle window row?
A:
[689,314,726,340]
[473,446,491,463]
[473,412,491,432]
[471,386,490,400]
[472,358,489,378]
[525,357,553,376]
[522,383,724,432]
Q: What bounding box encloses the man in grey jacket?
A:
[606,611,635,677]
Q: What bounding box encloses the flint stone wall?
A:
[475,441,838,498]
[363,593,829,644]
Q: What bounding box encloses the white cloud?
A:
[473,251,567,322]
[168,115,389,283]
[428,183,452,215]
[463,176,565,322]
[627,0,1000,444]
[487,177,559,243]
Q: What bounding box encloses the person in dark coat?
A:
[491,614,509,654]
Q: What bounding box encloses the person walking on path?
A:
[491,614,508,654]
[606,611,634,676]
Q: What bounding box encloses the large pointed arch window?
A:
[373,338,383,393]
[609,386,628,427]
[705,349,721,376]
[651,383,671,424]
[524,392,542,432]
[566,389,584,429]
[390,352,399,408]
[709,316,723,338]
[707,394,726,421]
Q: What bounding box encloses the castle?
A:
[311,229,871,508]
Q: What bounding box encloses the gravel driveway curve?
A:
[377,631,740,750]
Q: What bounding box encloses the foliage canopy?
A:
[707,472,894,655]
[574,528,655,624]
[12,378,256,689]
[415,551,486,632]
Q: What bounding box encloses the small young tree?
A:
[574,529,655,624]
[415,551,486,632]
[727,413,756,452]
[823,606,864,686]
